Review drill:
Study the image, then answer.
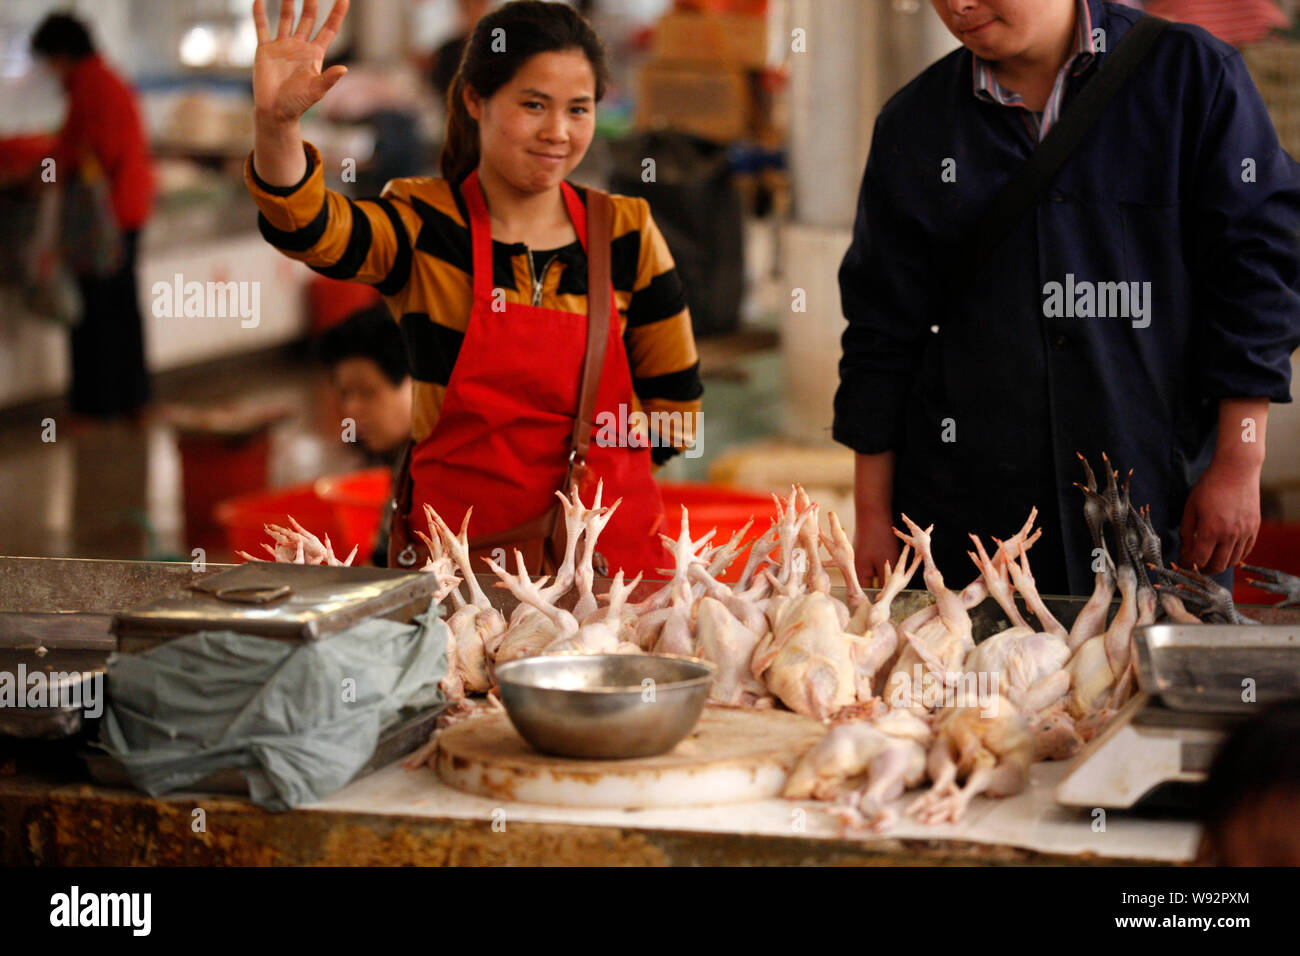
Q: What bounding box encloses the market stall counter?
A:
[1,555,1294,866]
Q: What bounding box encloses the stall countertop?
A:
[302,756,1198,865]
[1,752,1197,866]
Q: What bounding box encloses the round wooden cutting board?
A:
[435,705,827,808]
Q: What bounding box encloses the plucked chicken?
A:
[242,455,1253,833]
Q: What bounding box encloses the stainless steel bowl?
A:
[493,654,715,759]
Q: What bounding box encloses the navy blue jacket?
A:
[834,0,1300,595]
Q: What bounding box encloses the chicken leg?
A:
[967,533,1030,630]
[1242,565,1300,609]
[1069,457,1116,652]
[1002,541,1068,640]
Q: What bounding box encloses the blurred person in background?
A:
[430,0,491,107]
[1145,0,1290,47]
[318,304,413,461]
[31,13,155,420]
[1197,698,1300,865]
[317,305,414,565]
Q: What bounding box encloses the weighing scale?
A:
[1057,623,1298,810]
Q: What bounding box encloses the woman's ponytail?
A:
[441,72,479,184]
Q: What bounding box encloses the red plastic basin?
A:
[315,467,392,561]
[291,475,783,577]
[215,484,345,563]
[659,482,781,581]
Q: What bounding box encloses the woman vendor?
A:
[245,0,702,576]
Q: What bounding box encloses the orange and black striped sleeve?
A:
[616,197,704,463]
[244,142,418,295]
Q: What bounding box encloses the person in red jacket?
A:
[32,13,155,419]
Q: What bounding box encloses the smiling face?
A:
[930,0,1071,62]
[465,48,596,195]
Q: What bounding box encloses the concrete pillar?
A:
[355,0,408,62]
[781,1,957,443]
[786,0,873,232]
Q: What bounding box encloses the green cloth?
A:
[99,603,448,810]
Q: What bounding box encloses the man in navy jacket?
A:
[835,0,1300,595]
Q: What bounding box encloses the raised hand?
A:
[252,0,350,124]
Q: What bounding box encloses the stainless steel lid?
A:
[1135,623,1300,713]
[111,562,437,645]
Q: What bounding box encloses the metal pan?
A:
[111,562,438,648]
[0,612,115,650]
[1134,623,1300,713]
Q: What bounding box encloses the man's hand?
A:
[852,450,898,588]
[1180,458,1261,574]
[854,511,901,590]
[1179,397,1268,574]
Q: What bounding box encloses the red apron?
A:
[408,171,668,577]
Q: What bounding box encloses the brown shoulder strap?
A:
[570,188,612,467]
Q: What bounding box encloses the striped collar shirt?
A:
[972,0,1100,141]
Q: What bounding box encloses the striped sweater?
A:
[245,143,703,461]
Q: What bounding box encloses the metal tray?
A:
[111,563,437,649]
[1134,623,1300,713]
[0,556,223,618]
[0,612,115,650]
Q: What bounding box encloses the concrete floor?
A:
[0,348,368,562]
[0,340,784,563]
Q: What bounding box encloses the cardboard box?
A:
[653,11,769,69]
[636,59,754,143]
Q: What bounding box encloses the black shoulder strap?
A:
[967,15,1171,278]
